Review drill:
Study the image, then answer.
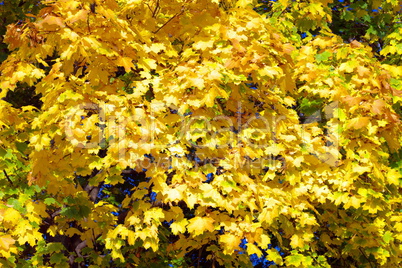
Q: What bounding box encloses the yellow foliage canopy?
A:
[0,0,401,267]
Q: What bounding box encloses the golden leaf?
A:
[290,234,304,248]
[171,219,188,235]
[247,243,263,257]
[187,217,215,236]
[347,117,370,129]
[387,168,401,185]
[37,15,64,29]
[220,233,241,254]
[0,235,15,251]
[117,57,135,72]
[371,99,386,114]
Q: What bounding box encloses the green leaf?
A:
[4,149,13,159]
[44,198,56,205]
[46,243,65,253]
[77,205,91,218]
[341,10,354,21]
[15,142,28,155]
[0,148,7,158]
[300,98,324,116]
[7,198,23,211]
[383,231,393,243]
[286,253,304,266]
[50,252,65,264]
[60,206,79,218]
[105,175,124,185]
[315,51,332,63]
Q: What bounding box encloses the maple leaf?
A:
[67,9,90,24]
[371,99,386,114]
[117,57,135,72]
[219,233,241,254]
[0,235,15,251]
[387,169,401,185]
[247,243,263,257]
[347,117,370,129]
[36,15,64,30]
[187,217,215,236]
[144,208,164,225]
[171,219,188,235]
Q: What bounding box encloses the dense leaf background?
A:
[0,0,401,267]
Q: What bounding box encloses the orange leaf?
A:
[371,99,386,114]
[0,235,15,251]
[342,96,362,106]
[37,15,64,29]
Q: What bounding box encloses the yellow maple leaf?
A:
[166,188,183,201]
[168,145,186,156]
[193,39,215,51]
[189,77,205,89]
[3,208,21,224]
[36,15,64,30]
[267,248,283,265]
[127,230,136,245]
[0,235,15,251]
[344,196,361,209]
[138,58,157,71]
[117,57,135,72]
[67,9,90,24]
[347,117,370,129]
[170,219,189,235]
[247,243,263,257]
[144,208,164,225]
[204,87,217,107]
[387,168,401,185]
[187,217,215,236]
[0,234,17,258]
[259,66,281,78]
[290,234,304,248]
[258,234,271,250]
[148,43,165,54]
[30,134,50,151]
[46,225,57,237]
[298,213,318,227]
[339,61,357,73]
[220,233,241,254]
[65,227,81,237]
[278,0,289,6]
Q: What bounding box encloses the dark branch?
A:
[3,170,13,186]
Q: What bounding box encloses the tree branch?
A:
[153,8,185,34]
[359,247,375,268]
[3,170,13,186]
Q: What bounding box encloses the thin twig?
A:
[359,247,375,268]
[153,8,185,34]
[3,170,13,186]
[87,10,92,34]
[197,245,205,268]
[145,2,153,13]
[152,0,160,18]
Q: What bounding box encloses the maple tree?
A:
[0,0,402,267]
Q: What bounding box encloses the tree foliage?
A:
[0,0,402,267]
